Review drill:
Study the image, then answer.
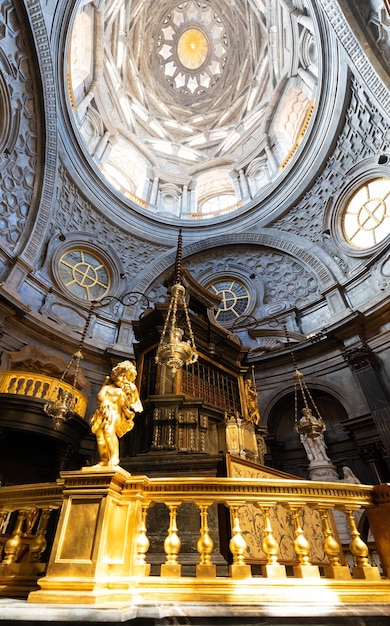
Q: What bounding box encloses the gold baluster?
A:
[7,376,18,393]
[25,378,34,396]
[341,506,381,580]
[161,501,182,577]
[29,509,51,563]
[25,508,39,535]
[1,510,25,566]
[196,501,216,578]
[18,377,27,395]
[0,511,11,534]
[227,501,251,579]
[288,504,320,578]
[258,503,286,578]
[133,501,151,576]
[317,506,351,579]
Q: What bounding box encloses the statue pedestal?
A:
[28,467,147,605]
[308,460,339,482]
[307,461,352,544]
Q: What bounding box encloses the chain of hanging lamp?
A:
[155,229,198,374]
[283,323,326,438]
[44,303,95,429]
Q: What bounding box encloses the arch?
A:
[265,386,352,479]
[195,169,237,214]
[16,0,58,267]
[133,230,341,303]
[320,0,390,119]
[262,377,355,424]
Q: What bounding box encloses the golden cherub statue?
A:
[90,360,143,467]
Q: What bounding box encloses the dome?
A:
[68,0,319,221]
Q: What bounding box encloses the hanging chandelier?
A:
[155,230,198,374]
[44,304,94,429]
[283,323,326,439]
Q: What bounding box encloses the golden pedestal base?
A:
[262,563,287,578]
[28,467,147,605]
[0,562,46,598]
[293,564,320,578]
[229,563,252,579]
[196,563,217,578]
[132,563,151,577]
[352,565,382,580]
[160,563,181,577]
[323,564,351,580]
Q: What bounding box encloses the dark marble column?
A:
[344,345,390,465]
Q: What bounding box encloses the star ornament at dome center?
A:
[177,28,209,70]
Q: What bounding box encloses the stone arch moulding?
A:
[261,377,356,429]
[17,0,58,268]
[320,0,390,119]
[134,231,341,304]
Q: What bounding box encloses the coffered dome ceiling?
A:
[68,0,320,221]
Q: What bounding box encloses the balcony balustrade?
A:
[0,371,88,418]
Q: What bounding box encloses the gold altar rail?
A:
[28,470,390,605]
[0,371,87,418]
[1,470,390,607]
[0,482,64,598]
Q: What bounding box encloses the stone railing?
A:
[0,370,87,418]
[189,201,243,219]
[0,468,381,609]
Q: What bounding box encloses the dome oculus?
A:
[177,28,209,70]
[157,2,227,97]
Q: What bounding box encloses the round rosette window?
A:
[342,178,390,249]
[207,278,250,323]
[57,248,111,302]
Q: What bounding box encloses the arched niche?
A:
[266,388,359,480]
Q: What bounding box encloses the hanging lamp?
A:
[44,304,94,429]
[283,323,326,440]
[155,230,198,374]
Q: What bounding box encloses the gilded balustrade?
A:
[1,470,390,607]
[0,482,64,597]
[0,370,87,417]
[23,469,390,607]
[128,476,381,580]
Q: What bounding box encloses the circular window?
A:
[58,249,111,301]
[207,279,250,323]
[342,178,390,249]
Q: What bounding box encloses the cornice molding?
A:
[319,0,390,118]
